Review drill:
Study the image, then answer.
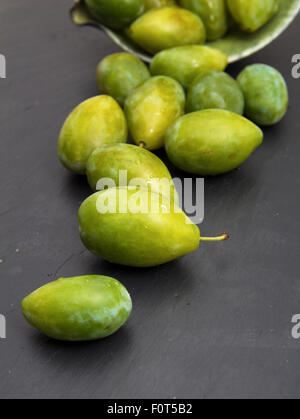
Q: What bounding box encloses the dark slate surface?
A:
[0,0,300,399]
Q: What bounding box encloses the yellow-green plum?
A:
[22,276,132,341]
[127,7,206,54]
[124,76,185,150]
[150,45,228,89]
[57,96,127,174]
[227,0,279,32]
[186,71,245,115]
[178,0,228,41]
[86,144,179,203]
[85,0,145,29]
[165,109,263,175]
[96,53,150,107]
[79,187,228,267]
[78,187,199,267]
[237,64,288,126]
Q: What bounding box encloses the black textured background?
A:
[0,0,300,399]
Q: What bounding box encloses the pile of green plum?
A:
[84,0,281,53]
[59,48,288,178]
[22,1,289,342]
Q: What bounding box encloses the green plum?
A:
[186,71,245,115]
[127,7,206,54]
[144,0,176,9]
[124,76,185,150]
[79,187,228,267]
[178,0,228,41]
[96,53,150,107]
[57,96,127,174]
[85,0,145,29]
[227,0,279,32]
[237,64,288,126]
[86,144,179,203]
[22,276,132,341]
[150,45,228,89]
[165,109,263,175]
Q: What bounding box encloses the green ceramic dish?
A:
[71,0,300,63]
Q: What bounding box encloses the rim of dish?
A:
[71,0,300,64]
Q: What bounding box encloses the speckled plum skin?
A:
[150,45,228,89]
[127,7,206,54]
[227,0,279,32]
[57,96,127,175]
[78,187,200,267]
[165,109,263,175]
[124,76,185,150]
[237,64,289,126]
[86,144,179,203]
[178,0,228,41]
[186,71,245,115]
[85,0,145,29]
[96,53,150,107]
[22,276,132,341]
[144,0,176,9]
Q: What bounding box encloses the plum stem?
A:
[139,142,146,148]
[200,232,230,242]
